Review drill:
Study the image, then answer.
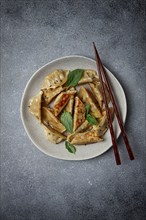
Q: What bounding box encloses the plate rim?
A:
[20,55,127,160]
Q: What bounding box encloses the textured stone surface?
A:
[0,0,146,219]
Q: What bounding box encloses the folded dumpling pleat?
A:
[67,129,103,145]
[93,107,114,136]
[89,82,110,108]
[42,86,64,105]
[42,124,66,144]
[73,97,86,132]
[65,95,74,115]
[75,120,90,133]
[53,88,76,116]
[42,69,69,89]
[78,69,99,84]
[29,91,43,123]
[78,86,102,118]
[41,107,66,133]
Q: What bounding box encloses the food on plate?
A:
[89,81,110,108]
[41,107,66,133]
[42,69,69,89]
[42,86,64,105]
[65,95,74,114]
[29,69,114,153]
[78,69,99,84]
[78,86,102,118]
[53,88,76,116]
[67,129,103,145]
[29,91,43,123]
[42,124,66,144]
[75,120,91,133]
[66,69,98,87]
[73,97,86,132]
[93,107,114,136]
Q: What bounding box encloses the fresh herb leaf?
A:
[86,114,97,125]
[66,69,84,87]
[65,141,76,154]
[85,104,97,125]
[60,111,73,133]
[85,104,91,115]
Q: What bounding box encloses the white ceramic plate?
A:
[20,56,127,160]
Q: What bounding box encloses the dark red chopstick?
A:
[93,43,121,165]
[93,43,134,161]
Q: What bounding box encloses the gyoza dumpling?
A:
[89,81,110,108]
[89,82,103,108]
[67,129,103,145]
[42,69,69,89]
[42,124,66,144]
[78,86,102,118]
[78,69,99,84]
[53,88,76,116]
[67,120,91,142]
[29,91,43,123]
[75,120,90,133]
[41,107,66,133]
[42,86,64,105]
[65,95,74,115]
[73,97,86,132]
[93,107,114,136]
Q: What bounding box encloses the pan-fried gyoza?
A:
[73,97,86,132]
[29,69,114,152]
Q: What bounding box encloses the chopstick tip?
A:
[92,42,95,47]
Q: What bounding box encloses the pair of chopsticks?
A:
[93,42,134,165]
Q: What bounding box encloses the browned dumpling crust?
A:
[41,107,66,133]
[53,88,76,116]
[73,97,86,132]
[65,95,74,115]
[78,86,102,118]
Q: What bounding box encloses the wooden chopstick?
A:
[93,42,134,162]
[93,43,121,165]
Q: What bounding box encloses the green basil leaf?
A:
[86,114,97,125]
[85,104,91,115]
[60,111,73,133]
[65,141,76,154]
[66,69,84,87]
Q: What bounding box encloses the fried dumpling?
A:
[75,120,90,133]
[53,88,76,116]
[93,107,114,136]
[78,86,102,118]
[42,69,69,89]
[29,91,43,123]
[78,69,99,84]
[73,97,86,132]
[67,129,103,145]
[41,107,66,133]
[42,86,64,105]
[67,120,91,143]
[89,81,110,108]
[65,95,74,115]
[42,124,66,144]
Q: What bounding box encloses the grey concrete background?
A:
[0,0,146,219]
